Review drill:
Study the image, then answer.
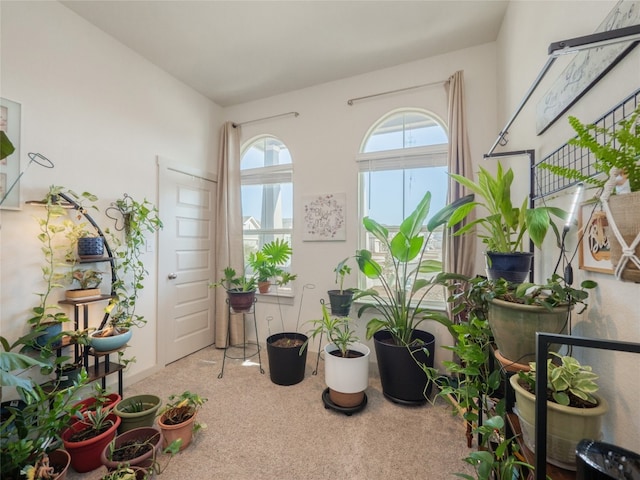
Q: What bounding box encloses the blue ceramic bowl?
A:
[89,328,132,352]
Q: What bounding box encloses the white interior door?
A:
[157,158,217,365]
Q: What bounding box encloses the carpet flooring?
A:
[66,344,476,479]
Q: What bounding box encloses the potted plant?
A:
[65,268,104,301]
[510,352,608,469]
[29,187,77,351]
[157,391,207,451]
[77,232,105,259]
[62,407,122,472]
[353,190,471,404]
[420,277,534,479]
[246,238,295,294]
[93,194,162,352]
[114,394,162,433]
[302,304,369,409]
[327,257,354,316]
[99,438,181,480]
[0,359,88,480]
[448,162,566,283]
[210,266,259,313]
[100,426,163,471]
[540,105,640,281]
[99,466,149,480]
[73,384,121,414]
[481,274,597,364]
[212,240,296,307]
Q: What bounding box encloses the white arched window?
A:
[358,109,448,305]
[241,135,293,287]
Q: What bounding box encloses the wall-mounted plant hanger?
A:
[485,23,640,159]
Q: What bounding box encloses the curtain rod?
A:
[232,111,299,128]
[347,79,446,106]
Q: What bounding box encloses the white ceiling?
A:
[61,0,509,107]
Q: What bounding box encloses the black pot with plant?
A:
[353,191,472,404]
[448,162,566,283]
[327,257,354,316]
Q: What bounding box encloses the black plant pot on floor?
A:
[266,332,308,386]
[373,329,435,405]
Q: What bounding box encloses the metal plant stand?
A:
[218,297,264,379]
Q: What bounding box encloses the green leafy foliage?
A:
[212,240,296,292]
[448,162,566,252]
[519,352,599,406]
[301,304,359,357]
[540,105,640,192]
[246,239,296,285]
[1,369,87,478]
[106,194,163,330]
[333,257,352,294]
[353,191,472,345]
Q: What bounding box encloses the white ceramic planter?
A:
[324,342,370,394]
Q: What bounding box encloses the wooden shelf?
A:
[59,294,114,306]
[507,413,576,480]
[86,361,124,383]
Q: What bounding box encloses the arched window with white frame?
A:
[241,135,293,290]
[358,109,448,306]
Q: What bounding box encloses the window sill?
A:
[257,290,294,306]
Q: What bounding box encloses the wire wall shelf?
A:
[532,88,640,200]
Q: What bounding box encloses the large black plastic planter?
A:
[266,332,308,386]
[373,329,435,405]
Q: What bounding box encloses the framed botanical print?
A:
[0,97,22,210]
[578,201,614,274]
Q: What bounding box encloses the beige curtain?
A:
[445,71,476,320]
[445,70,476,278]
[214,121,245,347]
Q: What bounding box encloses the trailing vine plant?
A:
[104,194,163,335]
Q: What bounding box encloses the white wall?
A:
[224,43,498,372]
[496,0,640,453]
[0,1,222,386]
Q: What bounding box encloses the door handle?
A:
[168,273,178,280]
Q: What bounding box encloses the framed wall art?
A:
[535,0,640,135]
[302,193,346,241]
[578,201,614,274]
[0,97,22,210]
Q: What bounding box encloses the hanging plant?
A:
[103,194,163,335]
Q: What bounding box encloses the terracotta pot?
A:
[62,412,121,473]
[48,449,71,480]
[258,281,271,294]
[157,412,196,451]
[100,427,163,471]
